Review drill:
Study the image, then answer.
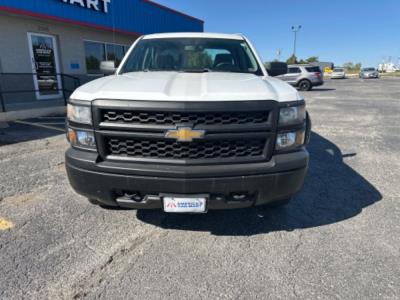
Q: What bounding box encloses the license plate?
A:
[163,195,207,213]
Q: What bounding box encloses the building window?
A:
[106,44,125,67]
[84,41,106,74]
[84,41,128,74]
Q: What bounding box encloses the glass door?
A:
[27,33,62,100]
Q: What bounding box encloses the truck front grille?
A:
[93,100,277,165]
[106,137,266,160]
[102,110,269,126]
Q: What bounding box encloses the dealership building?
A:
[0,0,203,111]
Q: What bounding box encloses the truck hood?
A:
[71,72,302,103]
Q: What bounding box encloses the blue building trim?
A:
[0,0,204,35]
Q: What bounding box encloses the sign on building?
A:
[61,0,112,13]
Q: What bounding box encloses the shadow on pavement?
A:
[136,132,382,236]
[0,116,65,146]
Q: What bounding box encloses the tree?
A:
[286,55,319,65]
[306,56,319,63]
[343,62,354,70]
[187,52,212,69]
[286,54,297,64]
[343,62,362,72]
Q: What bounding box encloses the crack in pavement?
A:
[70,226,168,299]
[286,231,305,298]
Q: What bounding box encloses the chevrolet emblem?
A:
[165,127,205,142]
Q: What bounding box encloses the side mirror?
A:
[100,61,117,75]
[265,62,288,77]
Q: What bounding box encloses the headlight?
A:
[67,103,92,124]
[276,130,305,150]
[67,128,96,150]
[279,105,306,126]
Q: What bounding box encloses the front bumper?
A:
[331,74,345,79]
[66,148,309,209]
[362,73,379,78]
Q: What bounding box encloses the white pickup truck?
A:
[65,32,311,213]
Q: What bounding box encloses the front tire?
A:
[298,80,312,91]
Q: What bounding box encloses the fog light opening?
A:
[230,192,254,202]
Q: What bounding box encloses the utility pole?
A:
[291,25,302,58]
[276,48,282,61]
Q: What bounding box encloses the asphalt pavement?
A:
[0,78,399,299]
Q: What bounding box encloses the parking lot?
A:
[0,78,399,299]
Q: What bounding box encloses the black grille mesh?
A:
[107,138,266,160]
[102,110,269,126]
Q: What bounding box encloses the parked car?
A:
[65,32,311,213]
[331,67,346,79]
[276,64,323,91]
[359,67,379,79]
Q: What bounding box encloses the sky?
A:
[155,0,400,67]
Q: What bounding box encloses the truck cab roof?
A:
[142,32,245,40]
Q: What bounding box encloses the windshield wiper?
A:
[125,68,217,73]
[141,68,179,72]
[180,68,213,73]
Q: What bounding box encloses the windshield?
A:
[120,38,262,75]
[334,68,344,72]
[362,68,375,71]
